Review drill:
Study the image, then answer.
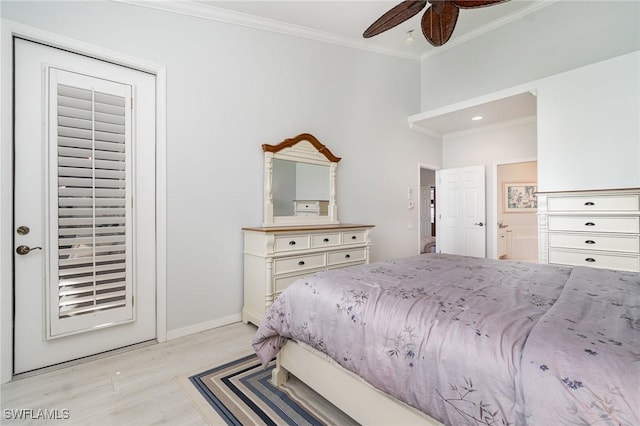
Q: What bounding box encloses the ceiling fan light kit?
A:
[363,0,510,47]
[406,30,415,45]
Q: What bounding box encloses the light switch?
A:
[407,187,414,199]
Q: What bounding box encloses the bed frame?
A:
[271,341,442,425]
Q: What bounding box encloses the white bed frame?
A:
[271,341,442,425]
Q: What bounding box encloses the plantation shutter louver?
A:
[48,69,134,338]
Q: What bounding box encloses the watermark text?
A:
[3,408,70,420]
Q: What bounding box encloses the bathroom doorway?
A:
[496,160,538,262]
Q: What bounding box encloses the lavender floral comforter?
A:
[520,266,640,425]
[252,254,640,425]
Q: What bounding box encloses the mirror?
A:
[263,133,340,227]
[272,159,330,217]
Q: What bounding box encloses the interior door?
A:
[13,39,157,374]
[436,165,486,257]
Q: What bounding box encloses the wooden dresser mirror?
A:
[262,133,340,227]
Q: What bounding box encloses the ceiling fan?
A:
[363,0,509,47]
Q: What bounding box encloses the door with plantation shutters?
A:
[14,39,156,374]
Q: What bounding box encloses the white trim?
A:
[115,0,420,61]
[444,115,537,140]
[409,81,539,125]
[408,122,443,140]
[420,1,559,61]
[491,156,538,260]
[116,0,556,62]
[0,19,168,383]
[166,314,243,341]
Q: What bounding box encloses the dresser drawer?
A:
[295,201,319,211]
[327,248,366,266]
[274,235,310,252]
[548,216,639,233]
[549,248,640,272]
[273,273,317,293]
[549,233,640,253]
[341,230,367,245]
[311,233,340,248]
[547,194,639,212]
[274,253,325,275]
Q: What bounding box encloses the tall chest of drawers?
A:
[242,224,374,326]
[537,188,640,272]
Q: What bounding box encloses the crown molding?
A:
[408,122,443,140]
[114,0,558,62]
[113,0,421,60]
[420,0,559,61]
[443,115,537,139]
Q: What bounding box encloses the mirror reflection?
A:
[272,159,330,217]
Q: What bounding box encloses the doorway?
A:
[419,164,487,257]
[419,167,436,254]
[496,160,538,262]
[12,39,157,374]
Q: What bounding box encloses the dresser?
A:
[537,188,640,272]
[293,200,329,216]
[242,223,374,326]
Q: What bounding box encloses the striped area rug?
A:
[187,354,359,426]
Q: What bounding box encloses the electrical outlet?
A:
[408,200,415,210]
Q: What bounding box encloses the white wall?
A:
[424,0,639,213]
[420,1,640,111]
[442,120,537,258]
[536,51,640,191]
[1,1,441,335]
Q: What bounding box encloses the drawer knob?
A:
[289,241,296,245]
[584,201,595,206]
[345,254,351,259]
[585,258,596,263]
[351,235,357,240]
[298,261,305,266]
[323,238,330,242]
[585,240,596,245]
[584,222,595,226]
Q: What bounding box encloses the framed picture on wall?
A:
[504,182,537,212]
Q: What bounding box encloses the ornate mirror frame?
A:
[263,133,341,227]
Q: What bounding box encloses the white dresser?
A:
[293,200,329,216]
[537,188,640,272]
[242,223,374,326]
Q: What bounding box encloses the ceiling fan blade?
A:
[363,0,428,38]
[452,0,509,9]
[421,1,459,46]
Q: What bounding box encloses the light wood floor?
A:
[1,322,260,425]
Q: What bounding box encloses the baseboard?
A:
[166,313,242,340]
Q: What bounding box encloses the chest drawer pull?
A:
[323,238,330,242]
[345,254,351,259]
[585,240,596,245]
[298,261,305,266]
[585,222,595,226]
[351,235,357,240]
[289,241,296,245]
[584,201,595,206]
[585,258,596,263]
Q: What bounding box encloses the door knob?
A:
[16,245,42,255]
[474,222,484,227]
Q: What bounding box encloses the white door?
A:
[13,39,157,374]
[436,165,486,257]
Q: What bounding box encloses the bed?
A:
[252,253,640,425]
